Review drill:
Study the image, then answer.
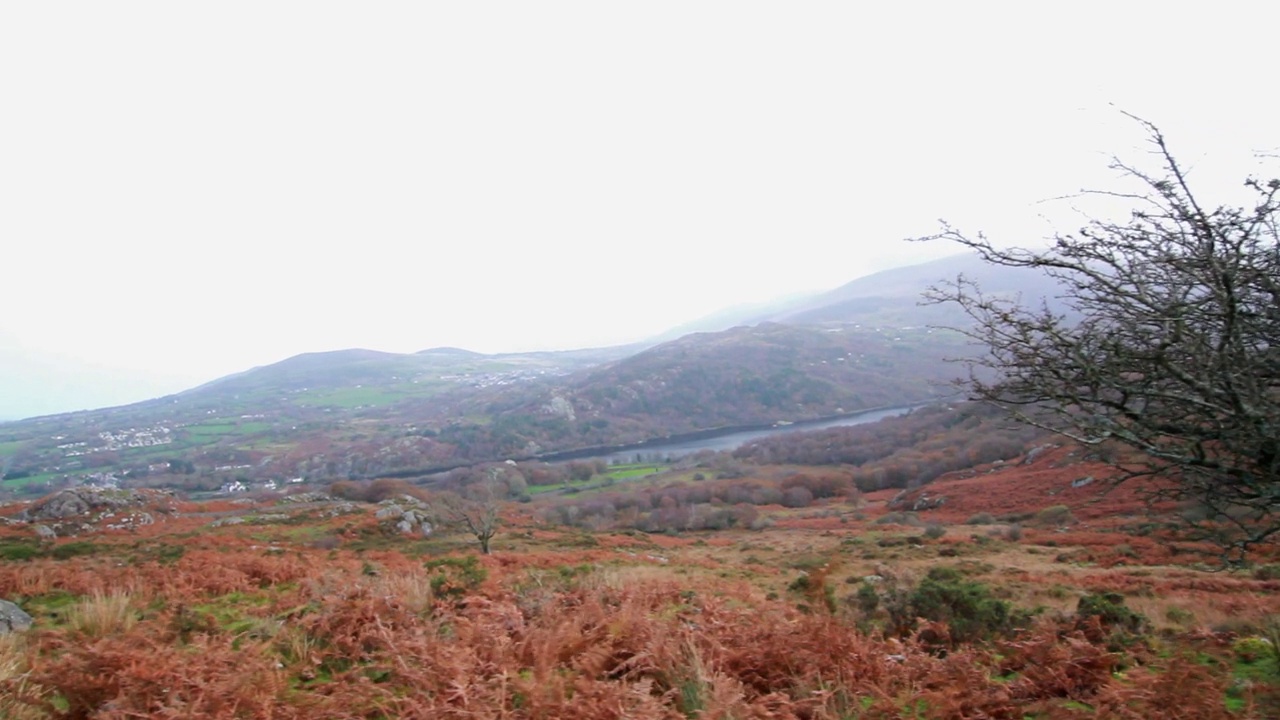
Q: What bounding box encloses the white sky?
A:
[3,2,1278,419]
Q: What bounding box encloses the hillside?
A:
[1,411,1277,718]
[559,322,959,433]
[0,254,1037,495]
[672,252,1071,330]
[0,323,966,494]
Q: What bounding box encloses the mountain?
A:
[1,253,1025,493]
[670,252,1067,331]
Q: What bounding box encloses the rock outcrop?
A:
[16,487,178,537]
[376,495,434,537]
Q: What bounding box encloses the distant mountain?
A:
[670,252,1066,332]
[2,252,1026,491]
[188,349,410,395]
[177,344,637,406]
[770,252,1066,326]
[412,322,965,463]
[562,321,959,430]
[646,292,819,343]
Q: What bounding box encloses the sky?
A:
[3,2,1278,420]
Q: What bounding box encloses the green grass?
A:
[1,470,65,489]
[18,591,80,628]
[526,465,673,499]
[183,421,273,441]
[603,464,664,480]
[293,386,414,409]
[0,439,27,457]
[0,540,43,561]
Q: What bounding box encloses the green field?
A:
[0,440,27,457]
[183,421,273,441]
[1,471,65,489]
[603,463,665,480]
[528,464,670,496]
[293,386,413,409]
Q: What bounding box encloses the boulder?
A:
[376,498,433,537]
[0,599,33,633]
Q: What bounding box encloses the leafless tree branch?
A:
[912,117,1280,564]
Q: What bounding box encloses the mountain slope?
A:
[1,253,1010,490]
[664,252,1068,332]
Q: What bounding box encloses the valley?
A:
[1,402,1277,718]
[1,252,1276,718]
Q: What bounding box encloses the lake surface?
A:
[598,404,918,464]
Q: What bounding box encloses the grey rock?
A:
[1022,444,1056,465]
[325,502,360,517]
[278,492,332,505]
[27,488,177,527]
[0,599,33,633]
[210,516,246,528]
[33,524,56,540]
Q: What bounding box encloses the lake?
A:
[594,404,921,464]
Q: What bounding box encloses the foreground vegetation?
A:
[2,443,1278,718]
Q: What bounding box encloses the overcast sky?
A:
[2,2,1278,420]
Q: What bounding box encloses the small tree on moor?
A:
[436,467,504,554]
[919,117,1280,562]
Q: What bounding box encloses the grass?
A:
[67,591,137,637]
[527,464,673,497]
[293,386,413,409]
[0,633,43,720]
[1,471,65,490]
[184,421,273,441]
[0,451,1276,717]
[603,463,665,480]
[0,440,27,457]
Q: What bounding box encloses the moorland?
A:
[1,254,1277,718]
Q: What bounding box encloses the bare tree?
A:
[436,467,503,554]
[916,117,1280,562]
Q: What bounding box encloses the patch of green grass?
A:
[0,440,27,457]
[527,478,595,496]
[51,541,104,560]
[184,421,273,441]
[19,591,80,626]
[2,471,64,489]
[603,464,664,480]
[294,386,411,409]
[0,540,42,561]
[129,542,186,565]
